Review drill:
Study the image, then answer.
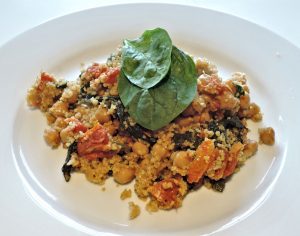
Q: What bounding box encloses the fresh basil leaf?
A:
[121,28,172,89]
[118,46,197,130]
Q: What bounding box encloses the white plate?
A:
[1,3,300,236]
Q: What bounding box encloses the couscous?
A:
[26,28,274,218]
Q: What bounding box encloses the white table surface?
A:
[1,0,299,49]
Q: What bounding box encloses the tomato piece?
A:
[104,67,120,84]
[187,139,215,183]
[41,72,54,82]
[64,118,87,133]
[86,63,107,79]
[37,72,54,90]
[77,124,111,159]
[149,179,179,207]
[73,123,88,133]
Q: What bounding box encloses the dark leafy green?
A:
[173,131,203,150]
[234,83,245,98]
[118,46,197,131]
[56,81,67,89]
[113,98,157,144]
[121,28,172,89]
[210,179,226,192]
[222,116,244,129]
[62,141,77,182]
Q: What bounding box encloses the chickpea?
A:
[113,165,135,184]
[44,127,60,148]
[61,86,79,104]
[259,127,275,145]
[53,117,67,130]
[49,101,68,117]
[252,113,263,122]
[241,103,262,121]
[95,107,111,124]
[250,103,262,121]
[60,125,76,144]
[151,143,168,159]
[240,94,250,109]
[243,140,258,158]
[45,112,56,124]
[132,141,149,156]
[172,151,190,169]
[249,103,260,116]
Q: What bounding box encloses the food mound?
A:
[27,28,274,217]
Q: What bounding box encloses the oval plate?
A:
[0,3,300,236]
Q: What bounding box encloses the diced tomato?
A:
[187,139,215,183]
[64,118,87,133]
[37,72,54,90]
[149,179,179,207]
[77,124,111,160]
[104,67,120,84]
[41,72,54,82]
[73,123,88,133]
[86,63,107,79]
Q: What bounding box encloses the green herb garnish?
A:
[121,28,172,89]
[118,45,197,130]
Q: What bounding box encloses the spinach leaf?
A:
[113,97,157,144]
[118,46,197,130]
[210,178,226,192]
[173,131,203,150]
[61,141,77,182]
[222,116,244,129]
[118,70,141,107]
[121,28,172,89]
[234,83,245,98]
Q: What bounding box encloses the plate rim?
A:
[1,2,300,236]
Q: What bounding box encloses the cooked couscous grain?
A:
[129,202,140,220]
[120,189,132,200]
